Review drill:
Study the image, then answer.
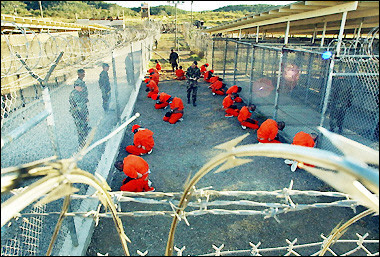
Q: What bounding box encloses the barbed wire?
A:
[1,20,162,93]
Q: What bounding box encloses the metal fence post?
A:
[249,45,255,104]
[305,52,314,102]
[261,48,265,77]
[112,50,121,124]
[222,39,228,79]
[233,41,239,85]
[319,56,336,128]
[211,39,215,71]
[273,49,284,120]
[245,45,250,75]
[130,43,136,87]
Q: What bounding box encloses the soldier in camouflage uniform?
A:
[186,61,201,107]
[69,69,91,147]
[99,63,111,111]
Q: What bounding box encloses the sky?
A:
[105,1,297,12]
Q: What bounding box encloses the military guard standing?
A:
[69,69,91,147]
[99,63,111,111]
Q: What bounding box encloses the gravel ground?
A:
[86,69,379,256]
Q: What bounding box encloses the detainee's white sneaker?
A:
[147,149,153,154]
[284,159,293,165]
[148,180,152,186]
[178,118,184,122]
[212,93,216,95]
[291,161,298,172]
[241,125,247,130]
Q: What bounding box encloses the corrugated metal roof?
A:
[204,1,378,36]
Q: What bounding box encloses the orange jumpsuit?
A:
[155,62,162,72]
[292,131,316,168]
[163,97,184,124]
[120,177,154,192]
[226,85,243,102]
[238,106,259,129]
[210,80,226,95]
[257,119,281,143]
[209,76,219,84]
[155,92,171,109]
[150,72,160,85]
[204,71,213,82]
[148,68,158,74]
[146,80,159,99]
[200,65,207,77]
[125,129,155,155]
[122,155,150,179]
[292,132,315,148]
[175,69,186,80]
[222,95,240,117]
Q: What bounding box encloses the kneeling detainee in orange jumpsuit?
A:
[114,155,154,192]
[285,132,318,171]
[200,63,209,77]
[153,92,172,109]
[226,85,243,103]
[204,70,214,82]
[210,78,227,95]
[223,94,240,117]
[238,104,259,130]
[145,79,159,99]
[175,66,186,80]
[125,124,155,155]
[163,97,184,124]
[257,119,285,143]
[209,75,219,84]
[149,71,160,85]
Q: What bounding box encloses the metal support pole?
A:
[245,45,250,75]
[354,18,363,48]
[222,39,228,79]
[260,48,265,77]
[233,42,239,85]
[273,50,284,120]
[320,21,327,47]
[311,25,317,44]
[249,45,255,104]
[304,52,314,102]
[319,55,336,128]
[336,11,348,56]
[112,50,121,124]
[256,26,259,43]
[175,3,178,51]
[284,21,290,45]
[67,204,79,247]
[211,39,215,71]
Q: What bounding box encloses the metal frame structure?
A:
[204,1,378,50]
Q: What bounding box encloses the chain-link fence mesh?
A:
[1,19,161,255]
[206,33,378,153]
[182,22,213,62]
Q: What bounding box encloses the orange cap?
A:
[132,124,141,133]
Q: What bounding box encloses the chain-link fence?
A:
[182,22,213,62]
[1,20,161,255]
[209,33,379,153]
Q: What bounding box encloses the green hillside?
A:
[213,4,280,13]
[1,1,280,25]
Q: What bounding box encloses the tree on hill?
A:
[213,4,279,13]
